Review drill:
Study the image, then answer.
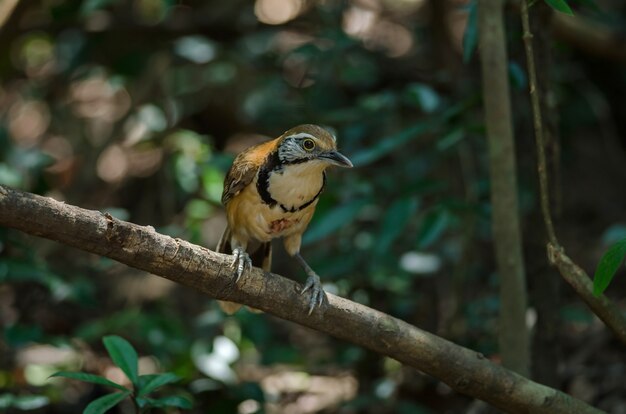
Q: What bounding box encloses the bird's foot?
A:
[301,273,327,315]
[231,247,251,283]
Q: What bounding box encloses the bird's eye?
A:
[302,138,316,151]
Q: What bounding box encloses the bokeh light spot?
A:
[97,145,128,183]
[255,0,303,25]
[8,100,50,148]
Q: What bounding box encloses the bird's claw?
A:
[231,247,251,282]
[301,273,327,315]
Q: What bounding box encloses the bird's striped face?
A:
[276,124,352,168]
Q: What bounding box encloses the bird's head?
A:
[276,124,353,168]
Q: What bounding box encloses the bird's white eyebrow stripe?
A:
[284,132,316,140]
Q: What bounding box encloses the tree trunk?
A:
[478,0,531,377]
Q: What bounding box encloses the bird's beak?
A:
[319,150,353,168]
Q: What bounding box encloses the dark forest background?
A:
[1,0,625,412]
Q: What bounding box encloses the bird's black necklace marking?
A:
[257,152,326,213]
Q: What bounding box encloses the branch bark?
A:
[0,185,606,413]
[547,244,626,344]
[478,0,530,377]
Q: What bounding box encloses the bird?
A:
[216,124,353,315]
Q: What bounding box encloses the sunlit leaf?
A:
[303,199,368,244]
[462,0,478,63]
[186,198,213,220]
[543,0,574,15]
[593,238,626,296]
[11,395,50,410]
[50,372,129,392]
[0,394,13,409]
[138,104,167,132]
[103,336,139,385]
[137,373,181,397]
[0,163,22,187]
[202,167,224,204]
[84,391,130,414]
[174,36,217,64]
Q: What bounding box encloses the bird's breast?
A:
[266,163,325,210]
[226,172,319,243]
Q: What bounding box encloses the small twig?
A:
[520,0,558,247]
[521,0,626,346]
[547,244,626,344]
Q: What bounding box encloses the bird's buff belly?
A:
[228,194,316,243]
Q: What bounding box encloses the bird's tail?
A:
[216,226,271,314]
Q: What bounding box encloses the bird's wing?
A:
[221,149,260,205]
[221,138,278,205]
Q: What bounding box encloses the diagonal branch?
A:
[0,185,604,414]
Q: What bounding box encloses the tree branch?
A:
[520,0,558,247]
[553,13,626,63]
[547,244,626,344]
[0,185,605,414]
[520,0,626,347]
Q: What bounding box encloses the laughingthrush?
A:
[216,124,353,314]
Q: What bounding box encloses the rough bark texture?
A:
[478,0,530,377]
[0,185,606,414]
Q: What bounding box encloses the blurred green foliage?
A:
[1,0,626,412]
[52,335,192,413]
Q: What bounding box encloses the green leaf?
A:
[137,373,181,397]
[417,208,450,249]
[377,197,419,253]
[462,0,478,63]
[3,323,43,347]
[80,0,121,16]
[102,336,139,385]
[508,61,527,90]
[303,199,367,244]
[349,102,466,167]
[84,391,130,414]
[49,372,129,392]
[436,128,465,152]
[349,123,433,167]
[543,0,574,15]
[593,238,626,296]
[141,395,193,409]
